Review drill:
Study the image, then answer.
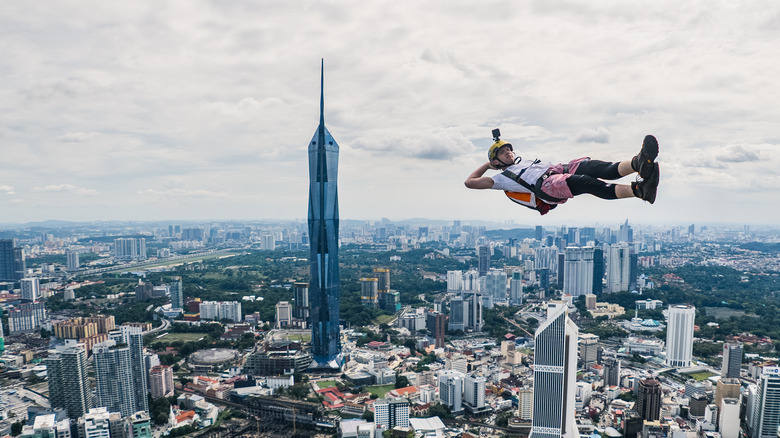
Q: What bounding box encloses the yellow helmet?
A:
[488,140,513,162]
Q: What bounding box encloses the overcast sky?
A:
[1,1,779,227]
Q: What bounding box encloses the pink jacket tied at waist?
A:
[538,157,590,202]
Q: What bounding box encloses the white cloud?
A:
[32,184,98,196]
[573,127,611,144]
[0,185,15,195]
[58,132,100,142]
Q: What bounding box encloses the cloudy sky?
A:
[1,1,779,226]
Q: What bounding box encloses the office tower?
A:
[484,269,507,304]
[0,239,25,281]
[46,342,92,420]
[603,359,621,388]
[93,340,136,417]
[535,246,560,271]
[618,220,633,243]
[720,398,740,438]
[109,325,149,414]
[557,252,565,285]
[308,61,342,371]
[135,280,154,301]
[67,251,80,271]
[535,226,544,241]
[373,268,390,292]
[722,343,743,378]
[447,270,463,292]
[579,333,599,368]
[360,277,379,307]
[21,277,40,302]
[293,282,310,320]
[374,398,410,430]
[275,301,293,328]
[77,407,125,438]
[716,378,741,412]
[529,303,578,438]
[426,311,446,348]
[628,251,638,292]
[580,227,596,245]
[463,374,487,412]
[605,243,631,293]
[636,378,662,421]
[752,367,780,438]
[169,276,183,310]
[448,296,466,332]
[182,227,204,241]
[148,365,174,399]
[113,238,137,260]
[261,233,275,250]
[199,301,242,322]
[509,271,523,306]
[438,370,464,413]
[464,292,483,332]
[478,246,490,276]
[563,247,603,297]
[688,393,708,417]
[8,302,47,334]
[463,269,480,291]
[665,304,695,368]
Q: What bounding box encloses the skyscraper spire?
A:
[307,60,342,370]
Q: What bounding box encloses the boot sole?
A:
[638,135,659,179]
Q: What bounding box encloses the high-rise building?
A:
[605,243,631,293]
[751,367,780,438]
[603,359,621,388]
[114,237,147,261]
[465,292,483,332]
[149,365,174,399]
[20,277,40,302]
[360,277,379,307]
[374,398,410,430]
[463,374,487,412]
[128,411,154,438]
[534,247,559,278]
[93,340,137,417]
[0,239,25,282]
[373,268,390,292]
[19,414,71,438]
[484,269,507,304]
[275,301,293,329]
[426,311,446,348]
[46,341,92,420]
[108,325,149,414]
[720,398,740,438]
[579,333,599,368]
[8,302,47,334]
[509,271,523,306]
[67,251,80,271]
[563,247,603,297]
[636,378,662,420]
[448,296,466,332]
[199,301,242,322]
[447,270,463,292]
[308,61,342,371]
[438,370,464,413]
[170,276,184,310]
[517,388,534,420]
[293,282,309,320]
[478,246,490,276]
[722,342,743,378]
[529,302,578,438]
[665,304,695,368]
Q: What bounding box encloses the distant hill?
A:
[484,228,536,241]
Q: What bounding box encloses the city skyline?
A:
[1,2,779,225]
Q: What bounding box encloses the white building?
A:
[67,252,80,271]
[275,301,293,328]
[719,398,740,438]
[374,398,410,429]
[21,277,40,302]
[509,272,523,306]
[463,374,487,411]
[605,243,631,293]
[665,304,695,368]
[438,370,464,413]
[563,247,601,297]
[200,301,242,322]
[518,388,533,420]
[751,367,780,438]
[484,269,508,304]
[446,270,463,292]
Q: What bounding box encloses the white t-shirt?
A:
[491,160,552,192]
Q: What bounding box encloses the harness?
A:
[501,161,570,215]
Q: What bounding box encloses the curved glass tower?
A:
[308,60,342,370]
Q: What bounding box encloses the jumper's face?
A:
[495,145,515,164]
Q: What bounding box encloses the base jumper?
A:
[464,129,660,215]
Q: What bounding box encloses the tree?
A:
[395,374,410,389]
[362,410,374,421]
[11,421,24,436]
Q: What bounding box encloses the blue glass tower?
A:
[308,60,342,370]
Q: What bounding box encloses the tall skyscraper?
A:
[636,378,662,420]
[93,340,137,417]
[308,60,342,370]
[477,246,490,276]
[20,277,40,302]
[509,271,523,306]
[275,301,293,328]
[114,237,147,260]
[529,302,578,438]
[722,342,743,378]
[46,341,92,420]
[579,333,599,368]
[0,239,25,282]
[719,398,740,438]
[360,277,379,307]
[446,270,463,292]
[463,374,487,412]
[751,366,780,438]
[293,282,310,320]
[170,276,184,310]
[603,359,621,388]
[484,269,507,304]
[563,246,603,297]
[374,398,410,430]
[426,311,446,348]
[666,304,695,368]
[716,378,741,411]
[149,365,174,399]
[605,243,631,293]
[67,251,80,271]
[448,296,466,332]
[108,325,149,414]
[438,370,464,413]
